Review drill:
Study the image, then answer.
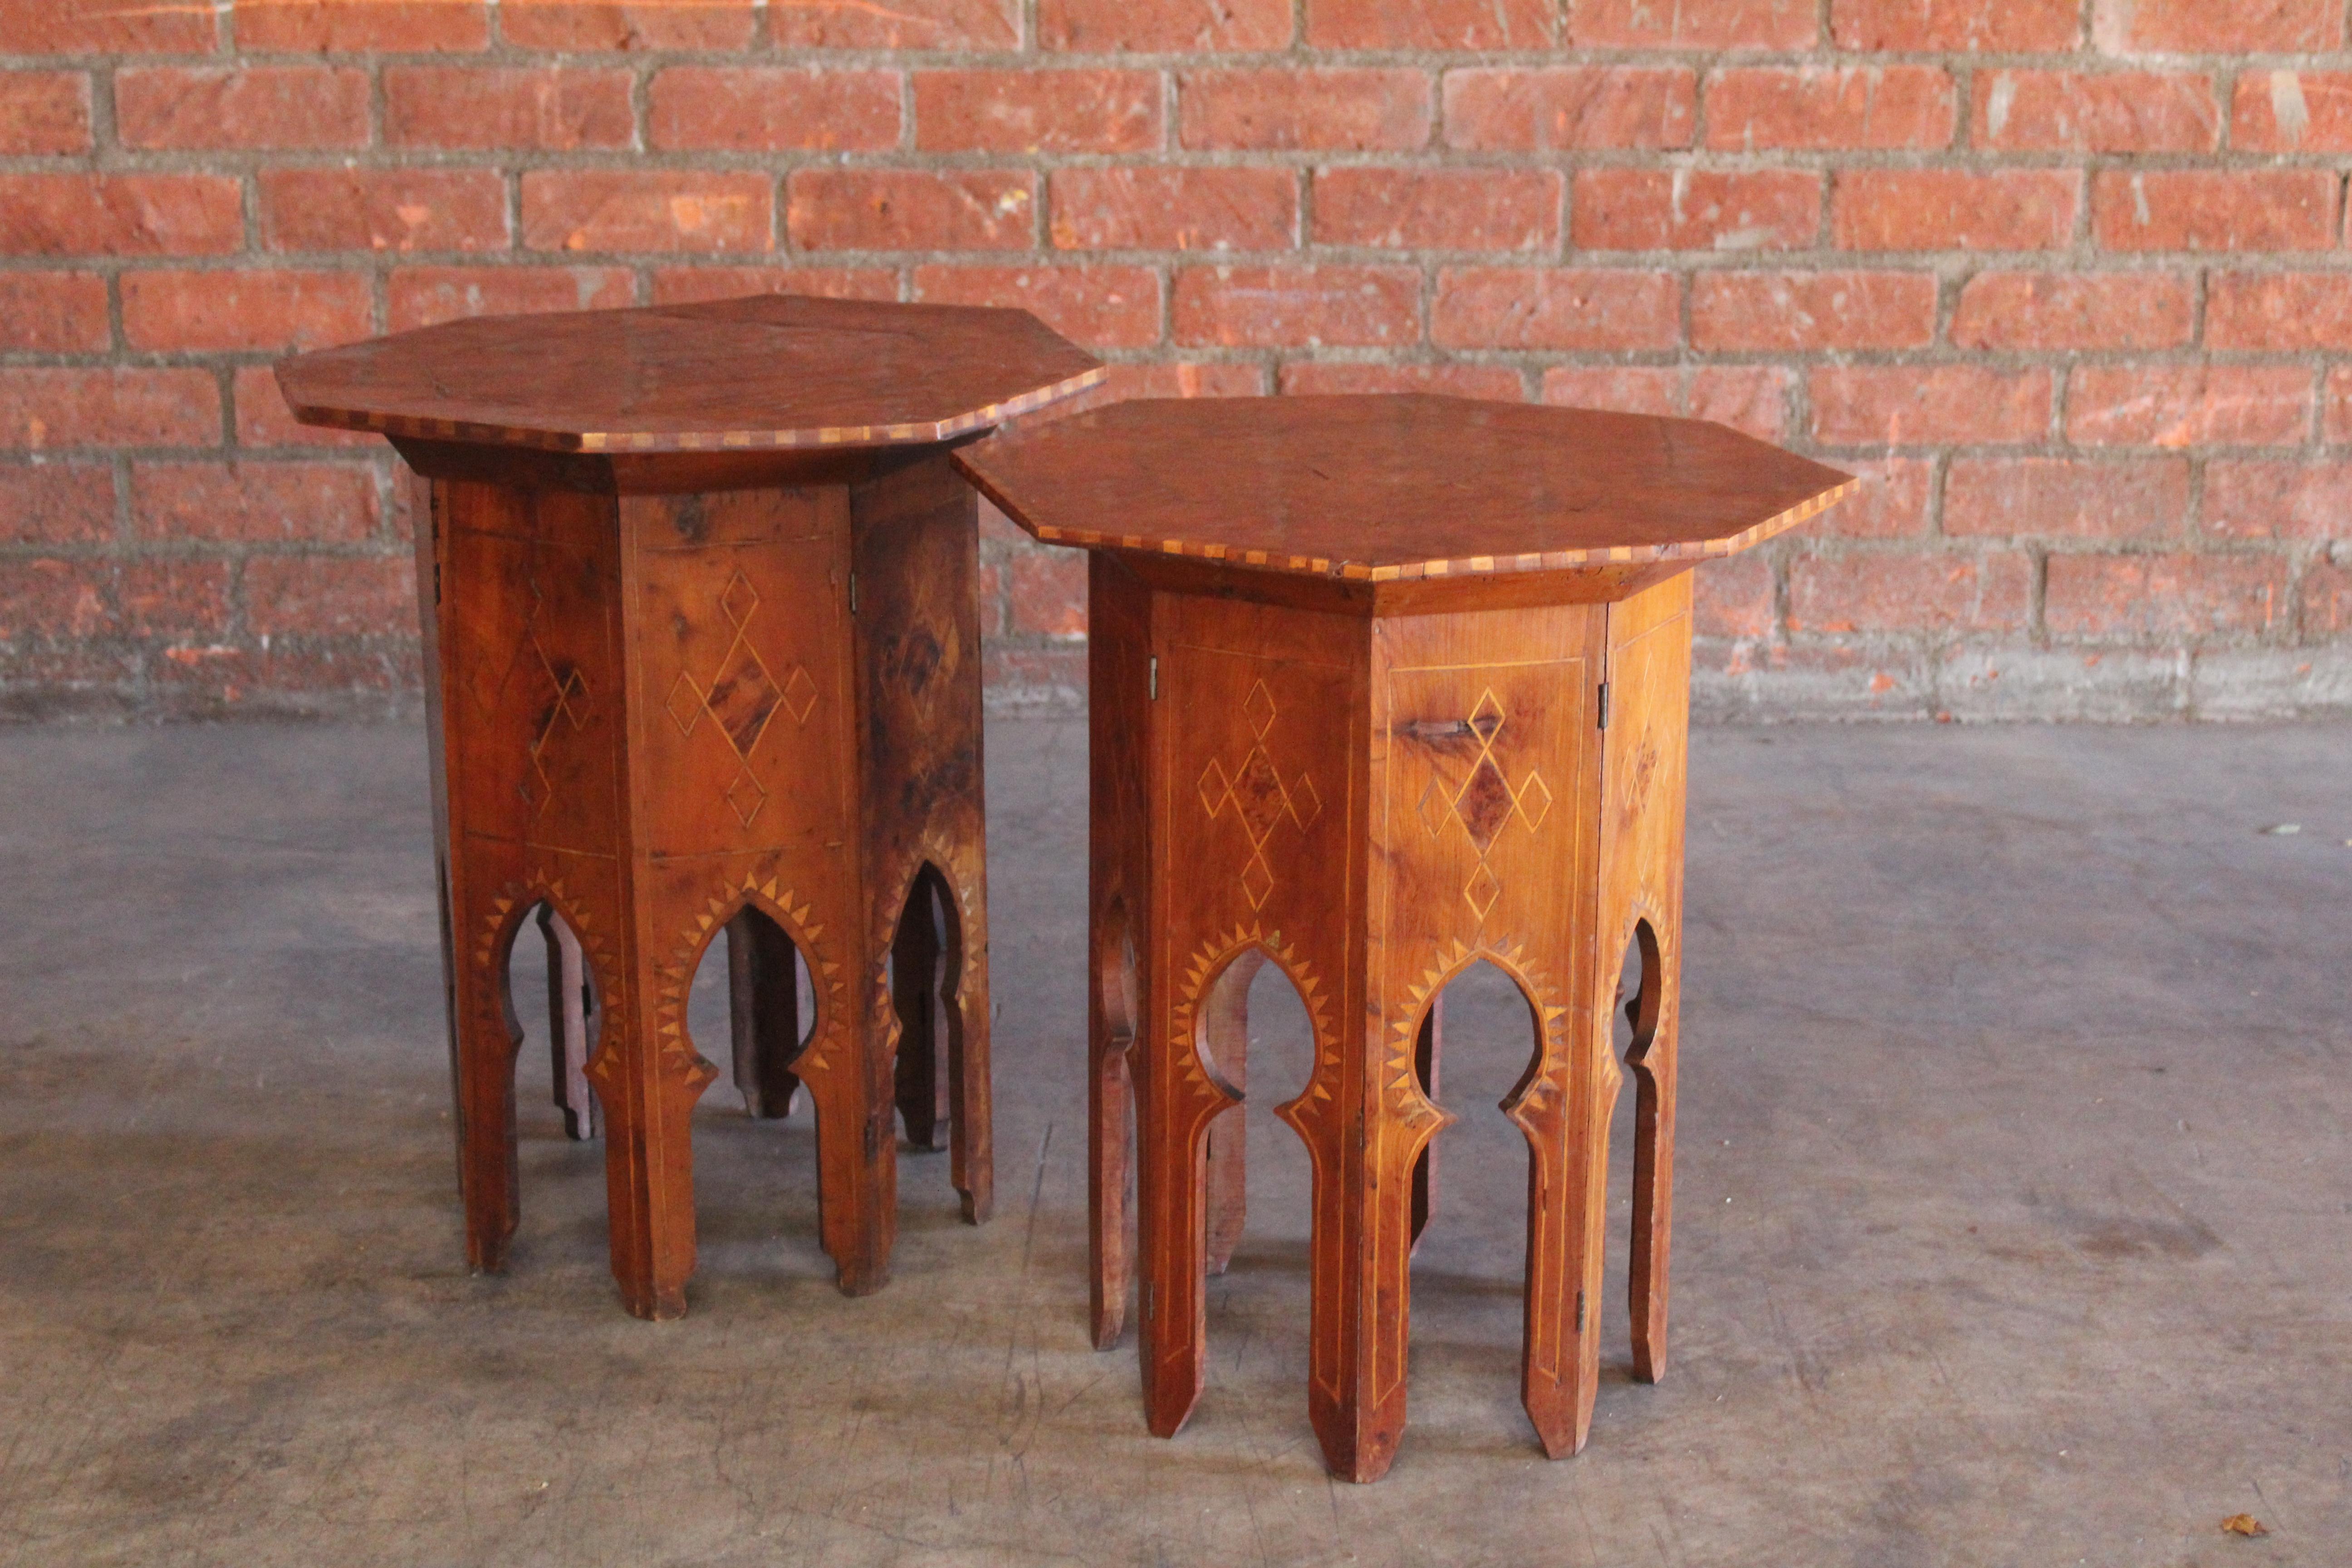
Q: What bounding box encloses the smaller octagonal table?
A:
[279,296,1102,1319]
[956,395,1852,1480]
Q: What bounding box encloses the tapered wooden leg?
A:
[792,892,895,1297]
[1202,950,1260,1277]
[1627,924,1677,1384]
[1409,996,1441,1255]
[540,905,600,1141]
[1304,1087,1431,1484]
[1136,1056,1220,1437]
[1518,1007,1621,1458]
[936,864,993,1224]
[451,880,526,1274]
[892,879,948,1151]
[727,909,802,1121]
[1089,1018,1136,1349]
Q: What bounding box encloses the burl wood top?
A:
[955,395,1856,581]
[275,295,1106,455]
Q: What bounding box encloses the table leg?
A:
[936,858,994,1225]
[1202,949,1261,1277]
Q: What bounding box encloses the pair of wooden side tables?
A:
[279,297,1852,1481]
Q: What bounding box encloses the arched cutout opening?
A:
[501,900,604,1143]
[1405,958,1548,1405]
[884,863,965,1154]
[682,901,827,1281]
[676,902,817,1121]
[1192,951,1320,1407]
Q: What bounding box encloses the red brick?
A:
[2328,368,2352,443]
[235,367,378,449]
[1951,272,2194,351]
[1096,362,1270,399]
[1181,69,1430,152]
[0,175,244,258]
[915,70,1160,154]
[0,73,92,155]
[1945,457,2189,539]
[1834,170,2077,251]
[245,556,415,637]
[1540,366,1679,418]
[2234,72,2352,153]
[1572,169,1819,251]
[526,171,774,254]
[1432,268,1680,350]
[261,169,508,255]
[1692,553,1774,639]
[1280,361,1525,398]
[1830,0,2078,49]
[2203,462,2352,541]
[1704,66,1953,151]
[1818,457,1934,539]
[0,273,109,353]
[122,270,372,353]
[777,0,1015,46]
[1976,72,2218,153]
[2210,273,2352,351]
[121,560,230,638]
[231,1,489,49]
[389,67,635,151]
[498,0,759,47]
[1009,552,1088,638]
[1049,168,1296,252]
[117,67,369,152]
[1307,0,1553,47]
[1444,67,1695,152]
[2068,366,2310,449]
[388,266,635,331]
[2046,553,2289,641]
[651,69,900,153]
[0,466,113,546]
[0,369,220,451]
[1541,364,1791,441]
[1690,367,1793,442]
[789,171,1032,253]
[1313,167,1559,251]
[1040,0,1286,50]
[1789,551,2030,635]
[1809,366,2053,447]
[0,559,114,640]
[1691,271,1935,351]
[1571,0,1813,47]
[647,268,899,305]
[1174,265,1418,348]
[2091,0,2339,53]
[132,461,380,544]
[912,265,1161,348]
[2093,171,2336,253]
[2303,563,2352,637]
[0,0,216,52]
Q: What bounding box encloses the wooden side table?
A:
[277,297,1102,1319]
[956,396,1852,1480]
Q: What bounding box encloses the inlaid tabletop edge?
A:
[955,464,1861,583]
[278,363,1110,455]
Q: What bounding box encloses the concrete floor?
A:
[0,719,2347,1567]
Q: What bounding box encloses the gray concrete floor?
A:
[0,719,2347,1567]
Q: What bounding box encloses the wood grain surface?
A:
[956,395,1856,581]
[277,294,1106,455]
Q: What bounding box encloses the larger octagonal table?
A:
[279,296,1102,1319]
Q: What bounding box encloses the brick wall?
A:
[4,0,2351,721]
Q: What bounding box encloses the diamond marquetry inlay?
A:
[665,569,814,828]
[1199,679,1323,911]
[1417,686,1551,922]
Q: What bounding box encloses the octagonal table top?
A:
[275,295,1106,456]
[955,395,1856,583]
